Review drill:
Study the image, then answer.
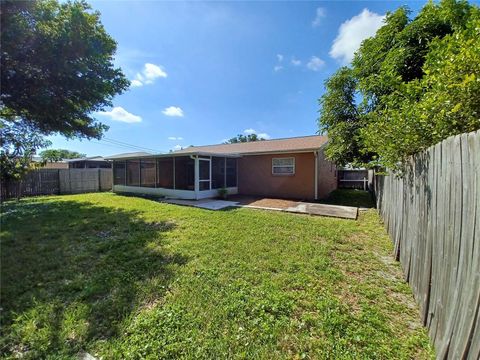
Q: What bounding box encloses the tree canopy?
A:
[0,121,51,181]
[318,0,480,169]
[1,0,129,181]
[40,149,86,162]
[1,0,129,139]
[225,133,267,144]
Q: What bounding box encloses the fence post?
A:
[97,168,101,192]
[57,169,61,195]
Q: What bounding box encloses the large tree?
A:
[318,67,373,167]
[319,0,480,170]
[0,121,51,182]
[40,149,86,162]
[0,0,129,180]
[1,0,129,139]
[225,133,266,144]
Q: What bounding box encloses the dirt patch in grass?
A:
[231,195,300,209]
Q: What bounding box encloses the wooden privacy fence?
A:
[1,168,112,200]
[374,130,479,359]
[338,169,370,190]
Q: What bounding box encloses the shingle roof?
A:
[105,152,152,160]
[173,135,327,155]
[66,156,107,162]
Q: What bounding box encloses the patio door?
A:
[199,158,211,191]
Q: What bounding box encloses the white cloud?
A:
[243,128,270,140]
[173,145,182,151]
[130,79,143,87]
[276,54,284,62]
[306,56,325,71]
[143,63,167,81]
[162,106,184,117]
[312,7,326,27]
[131,63,167,87]
[273,65,283,72]
[257,133,271,140]
[168,136,183,141]
[96,107,142,123]
[291,57,302,66]
[330,9,385,64]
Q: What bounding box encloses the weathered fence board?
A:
[374,130,480,360]
[1,168,112,200]
[59,169,99,194]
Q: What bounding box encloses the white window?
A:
[272,157,295,175]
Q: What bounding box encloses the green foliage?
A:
[0,193,434,358]
[0,120,51,182]
[318,68,373,166]
[39,149,86,162]
[0,0,129,139]
[217,187,228,199]
[319,0,480,169]
[225,133,266,143]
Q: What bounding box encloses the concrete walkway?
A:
[163,197,358,220]
[163,198,239,210]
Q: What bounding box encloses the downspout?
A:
[314,151,318,200]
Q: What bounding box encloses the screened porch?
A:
[111,154,238,200]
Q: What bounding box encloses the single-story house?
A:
[106,135,337,201]
[31,156,69,169]
[67,156,112,169]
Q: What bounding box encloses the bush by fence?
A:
[1,168,112,200]
[374,130,479,359]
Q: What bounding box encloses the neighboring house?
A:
[31,156,69,169]
[66,156,112,169]
[106,135,337,200]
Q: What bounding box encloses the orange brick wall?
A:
[317,148,337,199]
[238,151,336,200]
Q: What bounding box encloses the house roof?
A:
[66,156,109,162]
[104,136,328,160]
[104,152,152,160]
[173,135,328,155]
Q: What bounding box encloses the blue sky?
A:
[49,0,426,156]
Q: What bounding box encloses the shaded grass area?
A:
[0,193,433,359]
[322,189,376,208]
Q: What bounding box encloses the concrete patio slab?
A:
[285,203,358,220]
[230,195,358,220]
[163,196,358,219]
[163,198,239,210]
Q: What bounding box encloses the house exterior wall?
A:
[238,152,317,200]
[317,148,337,199]
[69,161,111,169]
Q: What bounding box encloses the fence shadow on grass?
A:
[0,198,187,358]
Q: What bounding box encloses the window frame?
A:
[272,157,295,176]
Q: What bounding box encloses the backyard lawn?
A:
[0,192,433,359]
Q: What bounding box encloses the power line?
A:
[92,140,156,153]
[100,137,163,153]
[103,137,162,153]
[91,140,141,151]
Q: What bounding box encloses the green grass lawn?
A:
[0,192,433,359]
[322,189,376,208]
